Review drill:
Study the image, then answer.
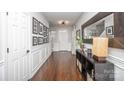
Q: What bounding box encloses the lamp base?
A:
[93,55,106,62]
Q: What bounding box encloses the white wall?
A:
[27,12,52,79]
[75,12,124,80]
[50,26,72,52]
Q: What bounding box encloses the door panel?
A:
[7,12,29,81]
[32,51,40,71]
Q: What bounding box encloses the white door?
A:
[7,12,30,81]
[58,31,68,51]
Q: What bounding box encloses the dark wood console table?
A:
[76,49,114,81]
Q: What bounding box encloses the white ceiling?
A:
[42,12,83,27]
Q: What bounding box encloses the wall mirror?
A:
[84,20,105,39]
[82,12,124,49]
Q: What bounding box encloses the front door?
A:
[7,12,30,81]
[59,31,68,51]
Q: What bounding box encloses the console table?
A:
[76,49,114,81]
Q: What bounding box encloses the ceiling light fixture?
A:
[58,20,69,25]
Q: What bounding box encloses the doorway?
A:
[58,30,68,51]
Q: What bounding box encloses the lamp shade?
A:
[92,37,108,57]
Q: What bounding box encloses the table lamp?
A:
[92,37,108,62]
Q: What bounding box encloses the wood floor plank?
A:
[31,51,84,81]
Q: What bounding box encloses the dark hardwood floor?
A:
[31,51,84,81]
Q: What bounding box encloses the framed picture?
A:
[76,29,80,40]
[43,25,47,31]
[32,36,38,46]
[43,31,47,37]
[43,37,47,43]
[46,27,49,36]
[32,17,38,34]
[46,37,49,43]
[38,37,44,45]
[106,26,113,35]
[39,22,43,35]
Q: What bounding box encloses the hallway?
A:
[0,12,124,81]
[0,12,83,81]
[0,1,124,93]
[31,52,84,81]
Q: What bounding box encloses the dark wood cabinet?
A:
[76,49,114,81]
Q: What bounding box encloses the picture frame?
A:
[106,26,113,35]
[43,37,47,43]
[39,22,43,35]
[43,31,47,37]
[46,27,49,36]
[43,25,47,31]
[32,17,38,34]
[46,37,49,43]
[32,36,38,46]
[76,29,80,40]
[38,37,44,45]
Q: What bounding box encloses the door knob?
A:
[27,50,30,53]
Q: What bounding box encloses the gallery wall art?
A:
[32,17,49,46]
